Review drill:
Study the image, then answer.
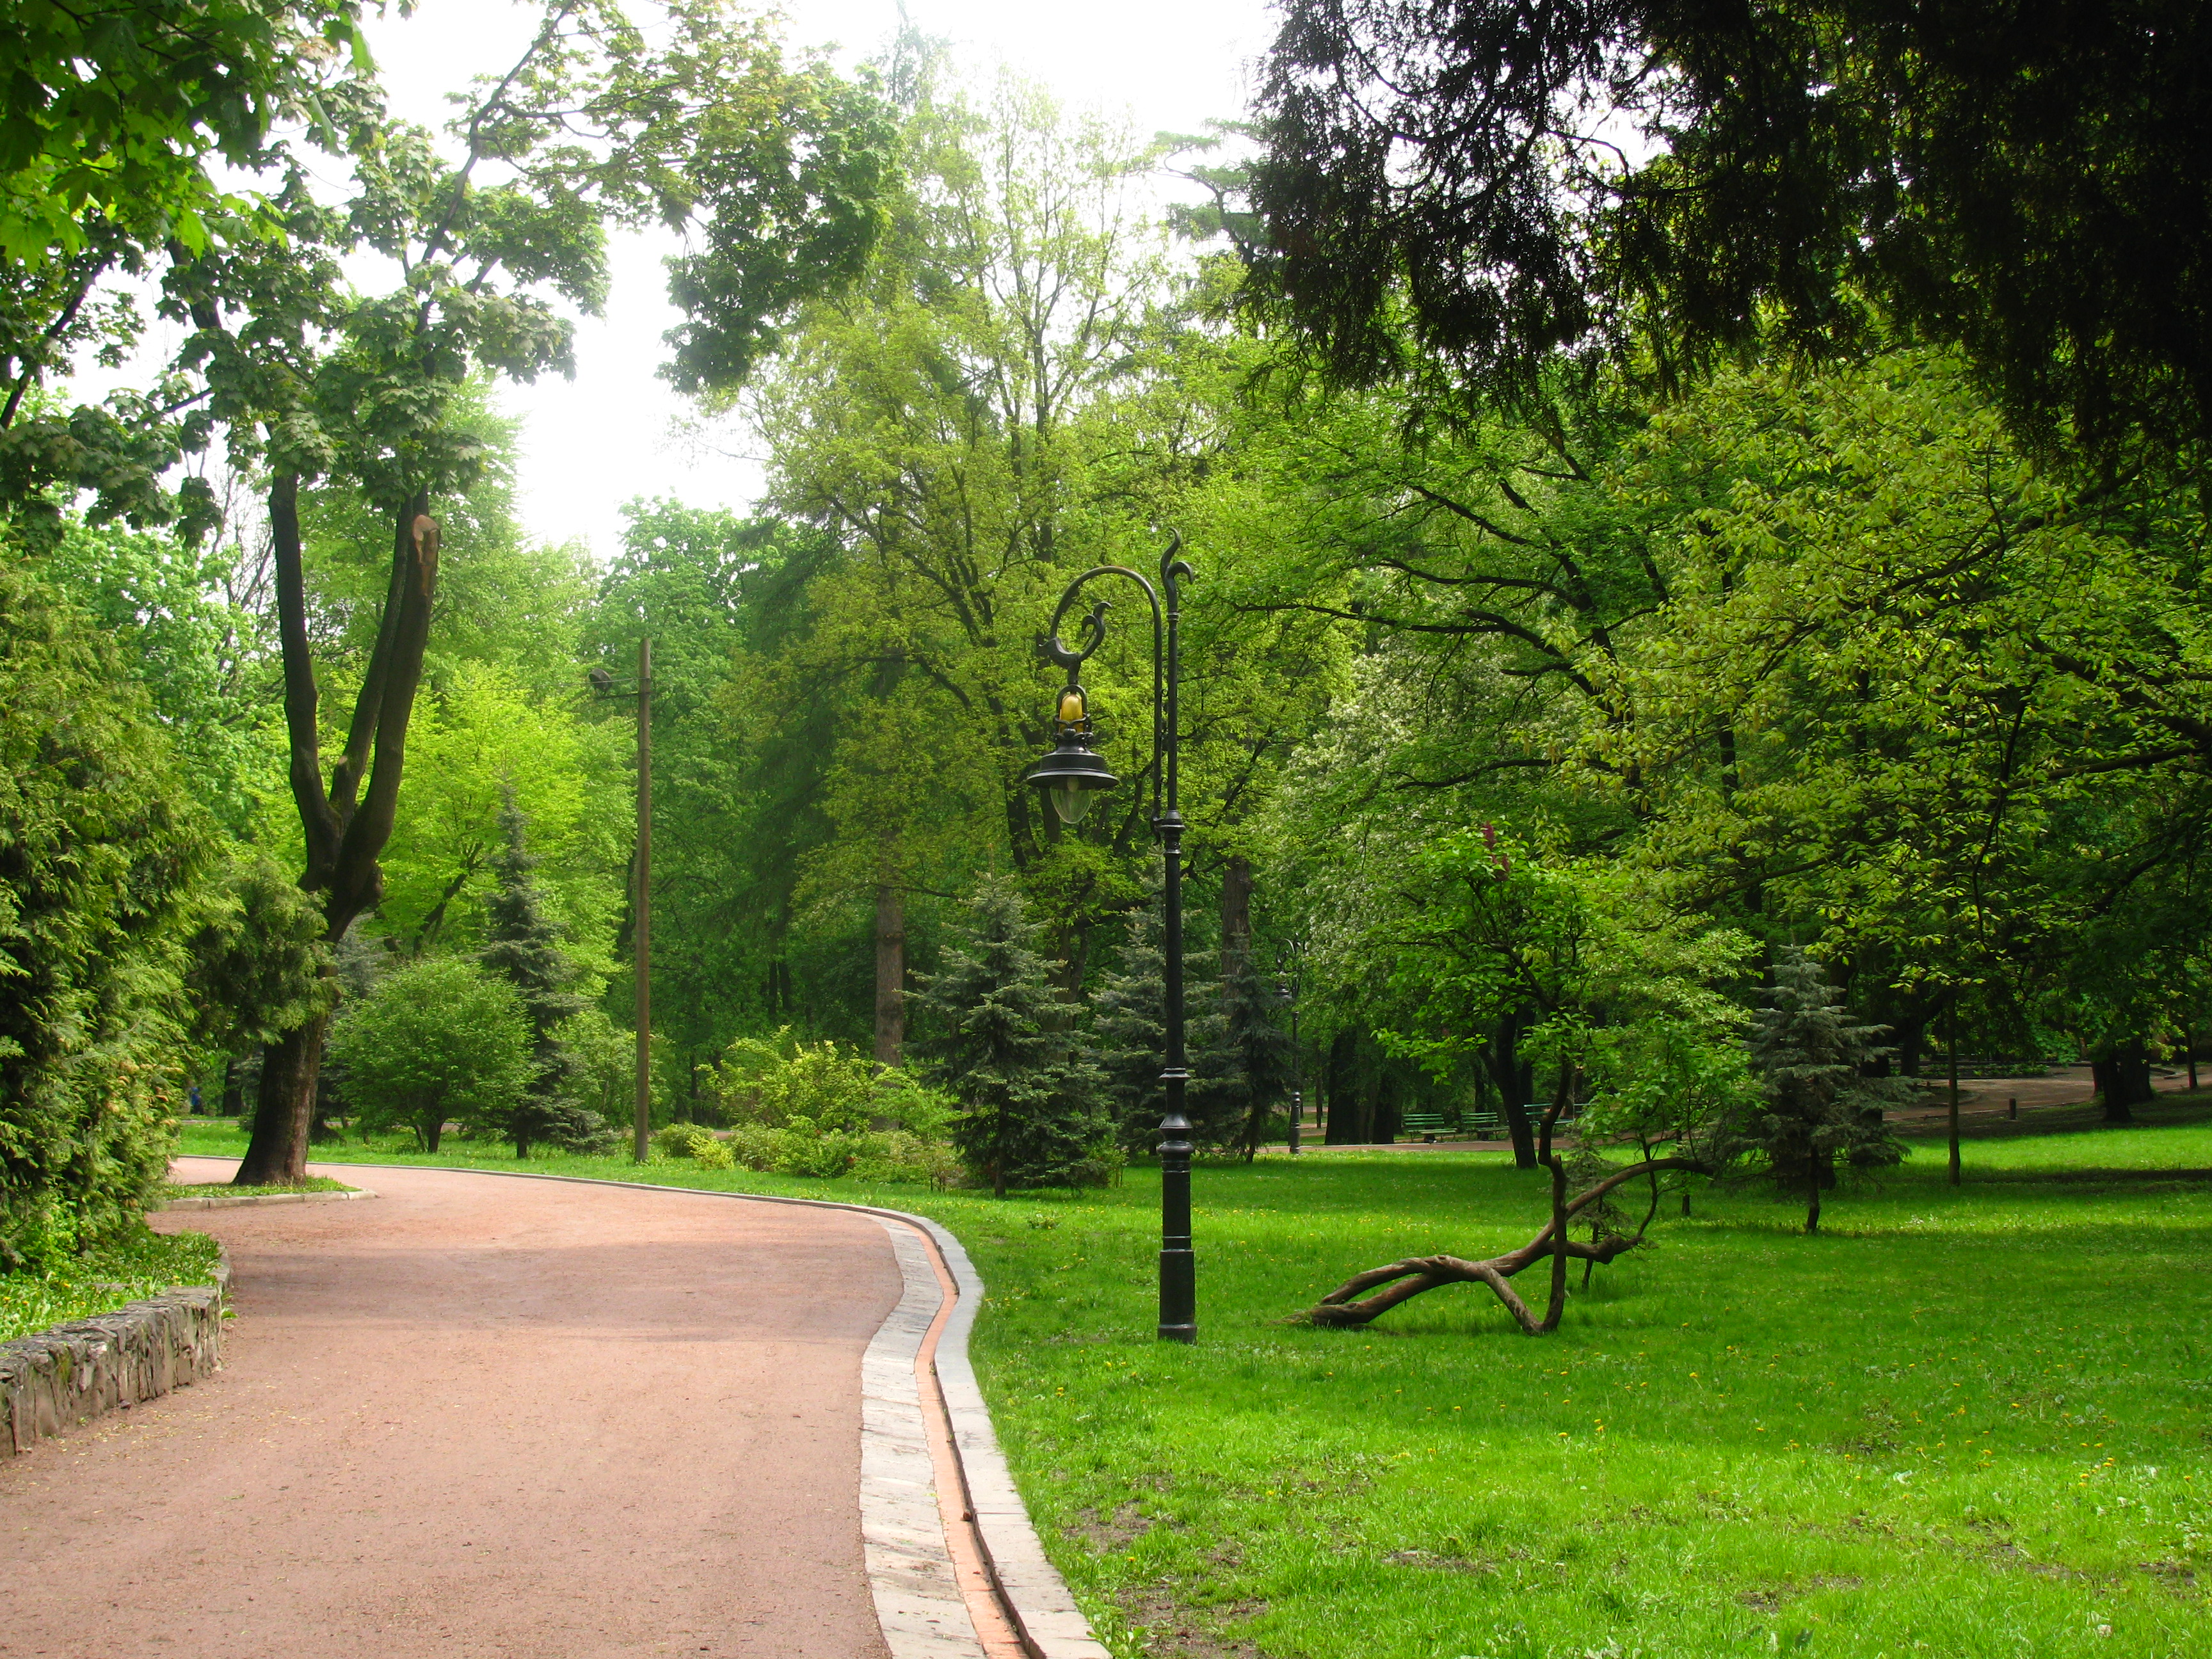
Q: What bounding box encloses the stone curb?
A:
[0,1252,230,1456]
[156,1188,376,1212]
[262,1161,1112,1659]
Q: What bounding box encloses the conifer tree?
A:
[1087,881,1238,1154]
[912,877,1112,1196]
[1742,947,1912,1233]
[1214,956,1297,1160]
[478,787,611,1157]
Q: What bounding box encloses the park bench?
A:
[1400,1110,1453,1142]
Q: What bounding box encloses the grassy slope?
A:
[0,1228,224,1343]
[172,1111,2212,1659]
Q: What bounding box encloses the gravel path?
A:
[0,1157,904,1659]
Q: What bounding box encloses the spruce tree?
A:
[479,787,611,1157]
[1214,956,1297,1160]
[911,877,1112,1196]
[1087,881,1237,1155]
[1742,947,1912,1233]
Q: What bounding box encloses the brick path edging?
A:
[305,1162,1110,1659]
[1,1253,230,1455]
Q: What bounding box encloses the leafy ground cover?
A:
[171,1108,2212,1658]
[0,1227,224,1343]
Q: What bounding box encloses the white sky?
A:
[354,0,1279,559]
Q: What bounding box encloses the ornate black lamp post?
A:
[1025,532,1196,1343]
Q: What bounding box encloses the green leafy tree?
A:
[479,789,611,1157]
[1740,948,1912,1235]
[910,878,1110,1196]
[328,956,532,1153]
[182,4,892,1183]
[0,0,364,267]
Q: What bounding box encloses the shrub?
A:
[328,958,534,1153]
[0,558,216,1268]
[705,1027,882,1131]
[652,1122,732,1168]
[653,1121,717,1157]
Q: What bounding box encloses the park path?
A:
[0,1157,906,1659]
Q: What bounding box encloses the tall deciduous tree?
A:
[182,2,892,1182]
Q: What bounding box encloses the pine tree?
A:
[911,877,1112,1196]
[1214,956,1297,1160]
[1086,881,1238,1155]
[478,787,612,1157]
[1743,947,1912,1233]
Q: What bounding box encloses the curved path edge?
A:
[317,1164,1109,1659]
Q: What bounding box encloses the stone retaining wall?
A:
[0,1258,229,1455]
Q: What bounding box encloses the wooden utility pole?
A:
[632,636,652,1163]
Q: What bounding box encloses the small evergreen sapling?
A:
[1742,947,1912,1233]
[478,789,612,1157]
[912,878,1112,1196]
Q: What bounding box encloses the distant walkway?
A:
[0,1157,904,1659]
[1299,1065,2199,1152]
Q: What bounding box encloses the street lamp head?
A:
[1026,682,1119,824]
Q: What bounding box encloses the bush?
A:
[718,1122,961,1185]
[0,558,216,1269]
[652,1122,732,1169]
[328,958,534,1153]
[705,1027,883,1131]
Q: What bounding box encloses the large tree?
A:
[184,1,892,1182]
[1251,0,2212,461]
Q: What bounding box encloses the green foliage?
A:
[1252,0,2212,461]
[0,1222,222,1341]
[478,789,613,1156]
[1737,947,1914,1227]
[40,520,284,833]
[0,0,364,266]
[706,1025,884,1132]
[652,1121,732,1168]
[326,956,533,1153]
[911,878,1114,1196]
[0,557,212,1267]
[182,851,333,1050]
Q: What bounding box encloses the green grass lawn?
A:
[159,1175,356,1198]
[171,1108,2212,1658]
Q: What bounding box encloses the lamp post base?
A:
[1158,1246,1196,1343]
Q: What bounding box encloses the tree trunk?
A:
[1219,854,1253,977]
[234,495,439,1187]
[1323,1029,1363,1144]
[1486,1022,1539,1169]
[875,881,905,1067]
[235,1012,331,1185]
[220,1055,244,1118]
[1370,1066,1401,1146]
[2092,1040,2154,1124]
[1805,1153,1822,1235]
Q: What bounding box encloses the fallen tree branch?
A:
[1301,1157,1714,1334]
